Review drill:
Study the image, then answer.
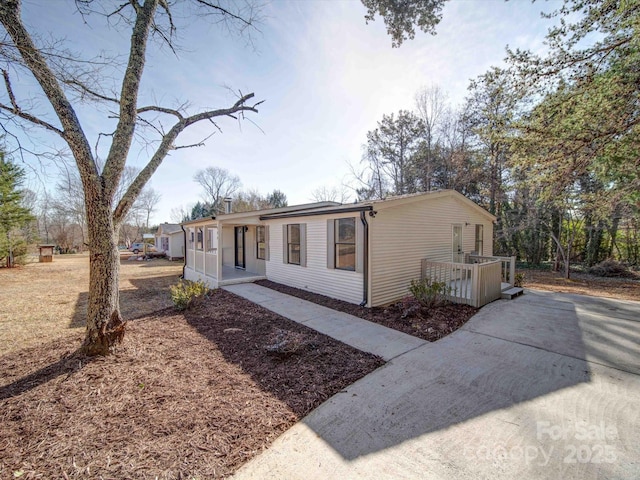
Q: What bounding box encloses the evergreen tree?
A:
[267,189,288,208]
[0,153,35,267]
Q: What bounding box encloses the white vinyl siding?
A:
[369,195,493,307]
[266,215,363,305]
[168,233,184,259]
[155,232,184,260]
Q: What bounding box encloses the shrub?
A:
[409,278,450,309]
[588,259,636,278]
[514,272,526,288]
[170,279,209,310]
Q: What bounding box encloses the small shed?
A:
[38,244,56,262]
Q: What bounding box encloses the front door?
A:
[234,226,245,269]
[452,224,463,263]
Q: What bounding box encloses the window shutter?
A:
[299,223,307,267]
[282,224,287,264]
[264,225,270,261]
[356,216,364,273]
[326,219,335,269]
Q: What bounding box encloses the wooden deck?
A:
[421,255,517,308]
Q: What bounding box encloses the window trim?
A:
[326,217,362,273]
[334,218,356,271]
[256,225,266,260]
[283,223,305,267]
[475,224,484,256]
[286,224,301,265]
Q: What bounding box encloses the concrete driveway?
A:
[233,290,640,479]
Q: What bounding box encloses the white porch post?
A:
[217,223,222,283]
[509,256,516,286]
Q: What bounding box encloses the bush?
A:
[514,272,526,288]
[409,278,450,309]
[588,259,636,278]
[170,279,209,310]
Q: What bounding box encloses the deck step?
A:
[501,287,524,300]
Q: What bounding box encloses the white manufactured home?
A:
[155,223,185,260]
[181,190,515,308]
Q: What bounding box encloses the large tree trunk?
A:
[82,199,126,355]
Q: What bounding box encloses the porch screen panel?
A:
[207,227,218,253]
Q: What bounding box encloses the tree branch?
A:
[63,78,120,104]
[137,105,184,119]
[195,0,255,28]
[0,3,96,183]
[0,70,64,135]
[113,92,261,224]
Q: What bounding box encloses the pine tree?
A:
[0,153,34,268]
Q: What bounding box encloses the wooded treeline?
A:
[353,0,639,275]
[32,165,161,252]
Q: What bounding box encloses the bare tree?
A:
[132,186,161,230]
[54,169,88,250]
[414,84,447,191]
[231,188,270,212]
[170,205,192,224]
[193,166,241,214]
[0,1,262,354]
[310,185,351,203]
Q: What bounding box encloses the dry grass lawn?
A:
[0,253,182,356]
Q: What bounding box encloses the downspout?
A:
[180,224,186,279]
[359,210,369,307]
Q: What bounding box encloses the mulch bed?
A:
[0,289,383,479]
[256,280,478,342]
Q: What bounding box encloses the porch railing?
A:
[466,254,516,287]
[421,258,503,308]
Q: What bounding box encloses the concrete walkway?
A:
[230,288,640,480]
[222,283,426,361]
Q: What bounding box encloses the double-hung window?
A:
[257,226,266,260]
[286,224,301,265]
[475,224,484,256]
[335,218,356,271]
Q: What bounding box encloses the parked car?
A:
[128,243,156,254]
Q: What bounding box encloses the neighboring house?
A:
[182,190,514,308]
[155,223,185,260]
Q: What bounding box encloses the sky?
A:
[14,0,562,225]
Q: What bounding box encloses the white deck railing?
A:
[466,254,516,287]
[421,258,503,308]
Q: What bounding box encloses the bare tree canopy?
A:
[193,166,241,215]
[310,185,352,204]
[0,0,262,355]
